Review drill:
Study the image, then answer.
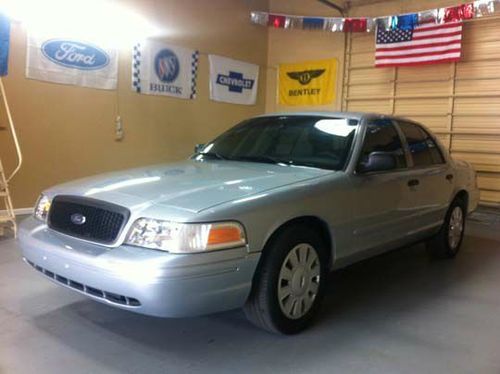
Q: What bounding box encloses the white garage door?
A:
[342,17,500,206]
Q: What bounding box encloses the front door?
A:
[348,118,412,257]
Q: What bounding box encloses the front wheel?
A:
[427,197,466,259]
[244,225,328,334]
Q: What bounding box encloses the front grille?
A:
[48,195,130,245]
[25,259,141,307]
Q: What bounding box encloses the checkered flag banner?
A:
[131,41,198,99]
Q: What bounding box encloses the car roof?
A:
[255,111,417,124]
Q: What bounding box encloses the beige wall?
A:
[0,0,269,208]
[265,0,346,113]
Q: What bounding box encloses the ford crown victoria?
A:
[19,112,479,334]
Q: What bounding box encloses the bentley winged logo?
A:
[287,69,326,85]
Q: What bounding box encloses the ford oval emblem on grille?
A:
[70,213,86,225]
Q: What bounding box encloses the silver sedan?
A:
[19,112,480,334]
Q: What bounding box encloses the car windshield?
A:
[195,116,359,171]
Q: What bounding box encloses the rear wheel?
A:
[427,197,466,259]
[244,225,328,334]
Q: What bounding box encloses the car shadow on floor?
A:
[29,232,500,372]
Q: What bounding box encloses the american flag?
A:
[375,22,463,68]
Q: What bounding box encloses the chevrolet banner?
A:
[278,58,337,106]
[209,55,259,105]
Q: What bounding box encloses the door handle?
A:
[446,174,454,181]
[408,179,420,187]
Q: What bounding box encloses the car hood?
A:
[45,160,331,214]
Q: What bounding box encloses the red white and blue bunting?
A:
[250,0,499,33]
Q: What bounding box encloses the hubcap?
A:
[277,243,321,320]
[448,206,464,249]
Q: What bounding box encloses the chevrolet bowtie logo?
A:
[287,69,325,85]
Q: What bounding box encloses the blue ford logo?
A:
[70,213,86,226]
[154,49,179,83]
[41,39,109,70]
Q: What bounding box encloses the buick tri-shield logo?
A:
[41,40,110,70]
[287,69,325,85]
[70,213,86,226]
[154,49,180,83]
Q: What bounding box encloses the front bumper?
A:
[18,217,260,317]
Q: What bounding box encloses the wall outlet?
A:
[115,116,124,141]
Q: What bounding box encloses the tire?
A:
[426,197,466,259]
[244,225,329,334]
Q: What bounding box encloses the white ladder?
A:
[0,77,22,238]
[0,158,16,237]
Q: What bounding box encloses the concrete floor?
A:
[1,213,500,374]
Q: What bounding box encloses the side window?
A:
[422,128,446,164]
[398,122,444,167]
[357,119,407,172]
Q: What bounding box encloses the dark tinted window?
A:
[357,119,406,172]
[398,122,445,166]
[197,116,358,170]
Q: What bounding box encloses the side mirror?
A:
[194,143,205,154]
[358,152,396,173]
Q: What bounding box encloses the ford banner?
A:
[209,55,259,105]
[26,34,118,90]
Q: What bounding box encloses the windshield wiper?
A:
[231,155,292,165]
[197,152,229,160]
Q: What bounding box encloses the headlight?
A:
[34,194,52,222]
[125,218,247,253]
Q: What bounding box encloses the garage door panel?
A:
[455,78,500,96]
[347,100,391,114]
[435,134,449,145]
[407,115,449,132]
[350,52,374,68]
[478,174,500,192]
[454,97,500,115]
[480,190,500,203]
[451,135,500,154]
[397,81,450,97]
[462,40,500,62]
[456,60,500,80]
[349,68,393,84]
[395,98,448,116]
[351,35,375,53]
[453,116,500,134]
[398,64,452,82]
[348,83,392,97]
[451,152,500,172]
[463,20,500,44]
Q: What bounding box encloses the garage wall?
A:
[265,0,346,113]
[0,0,269,209]
[346,0,500,205]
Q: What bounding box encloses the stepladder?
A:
[0,76,22,238]
[0,158,16,237]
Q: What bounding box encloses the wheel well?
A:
[263,216,333,264]
[455,190,469,211]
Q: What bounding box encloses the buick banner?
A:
[132,41,199,100]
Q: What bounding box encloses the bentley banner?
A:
[209,55,259,105]
[278,58,337,106]
[132,41,199,100]
[26,34,118,90]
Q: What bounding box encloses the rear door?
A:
[396,121,453,234]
